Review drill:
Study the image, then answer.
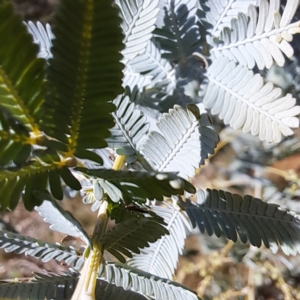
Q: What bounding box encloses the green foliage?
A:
[76,167,196,203]
[43,0,123,153]
[0,272,148,300]
[101,215,169,262]
[0,3,45,131]
[0,0,300,299]
[0,0,124,211]
[0,273,79,300]
[182,189,300,255]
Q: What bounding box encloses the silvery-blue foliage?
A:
[5,1,299,298]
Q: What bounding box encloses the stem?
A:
[71,202,108,300]
[247,267,255,300]
[113,154,126,170]
[221,240,234,256]
[71,155,126,300]
[197,274,213,296]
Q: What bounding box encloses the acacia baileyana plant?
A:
[0,0,300,299]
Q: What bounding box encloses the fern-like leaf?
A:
[107,88,149,152]
[128,204,192,279]
[138,87,193,116]
[0,110,32,166]
[0,271,147,300]
[0,230,84,269]
[100,216,169,263]
[182,189,300,255]
[35,199,91,248]
[154,0,201,62]
[140,104,219,179]
[0,156,81,211]
[0,3,45,133]
[203,56,300,142]
[123,66,152,90]
[203,0,257,37]
[115,0,160,64]
[211,0,300,69]
[100,262,202,300]
[95,279,148,300]
[0,272,78,300]
[76,167,195,203]
[0,161,53,211]
[129,40,176,92]
[155,0,169,29]
[42,0,123,157]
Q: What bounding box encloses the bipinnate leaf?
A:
[0,2,45,132]
[141,104,219,179]
[204,56,300,142]
[0,147,83,211]
[43,0,124,156]
[154,0,201,62]
[76,167,196,203]
[129,40,176,92]
[123,66,152,90]
[100,262,202,300]
[182,189,300,255]
[0,271,147,300]
[0,230,83,270]
[0,161,54,211]
[203,0,256,36]
[100,216,169,262]
[35,199,91,248]
[0,272,78,300]
[107,89,149,152]
[211,0,300,70]
[115,0,160,64]
[0,110,32,166]
[128,204,192,279]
